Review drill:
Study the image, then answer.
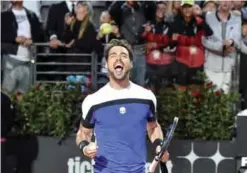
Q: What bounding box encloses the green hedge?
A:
[11,80,239,140]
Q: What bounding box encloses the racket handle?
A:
[148,157,159,173]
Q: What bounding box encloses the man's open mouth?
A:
[114,65,123,72]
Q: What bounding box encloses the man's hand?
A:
[223,39,233,47]
[50,39,62,49]
[65,13,74,25]
[224,46,235,56]
[23,39,33,46]
[65,39,74,48]
[16,36,26,44]
[112,25,120,36]
[82,142,98,159]
[242,24,247,36]
[172,33,179,41]
[156,146,169,162]
[147,42,157,50]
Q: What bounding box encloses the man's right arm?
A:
[76,124,93,146]
[76,95,98,159]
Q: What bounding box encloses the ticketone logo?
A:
[67,157,161,173]
[67,157,92,173]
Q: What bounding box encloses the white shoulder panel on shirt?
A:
[81,82,157,118]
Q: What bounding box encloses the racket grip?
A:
[148,157,159,173]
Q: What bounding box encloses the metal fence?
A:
[31,43,102,89]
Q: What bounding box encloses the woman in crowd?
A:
[142,1,173,89]
[63,1,103,73]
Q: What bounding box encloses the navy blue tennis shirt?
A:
[81,82,157,173]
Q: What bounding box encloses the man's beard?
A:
[108,69,130,81]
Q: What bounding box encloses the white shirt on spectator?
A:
[65,0,76,13]
[9,8,31,62]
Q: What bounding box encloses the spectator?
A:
[168,0,213,85]
[62,1,103,73]
[47,0,77,44]
[109,1,155,86]
[232,1,245,11]
[1,92,15,173]
[45,0,77,81]
[165,1,181,22]
[97,11,122,44]
[240,20,247,109]
[1,0,43,98]
[202,0,218,14]
[142,1,173,88]
[202,1,242,93]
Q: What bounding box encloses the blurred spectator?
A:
[202,0,218,14]
[45,0,77,81]
[232,1,245,11]
[62,1,103,73]
[240,20,247,109]
[1,1,11,11]
[1,0,43,97]
[97,11,122,44]
[109,1,156,86]
[202,1,242,93]
[168,0,213,85]
[47,0,77,43]
[1,92,15,173]
[142,1,173,88]
[165,1,181,22]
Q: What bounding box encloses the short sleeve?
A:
[147,90,157,122]
[81,95,95,128]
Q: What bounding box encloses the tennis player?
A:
[76,39,169,173]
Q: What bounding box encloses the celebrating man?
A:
[76,39,169,173]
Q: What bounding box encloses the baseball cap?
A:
[181,0,195,7]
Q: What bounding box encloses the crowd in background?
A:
[1,0,247,109]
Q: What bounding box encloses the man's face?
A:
[173,1,181,10]
[219,1,232,11]
[203,2,217,13]
[182,5,193,18]
[12,0,23,6]
[107,46,132,81]
[233,1,245,10]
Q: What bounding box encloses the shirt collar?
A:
[65,0,76,12]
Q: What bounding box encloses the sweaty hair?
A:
[104,39,133,61]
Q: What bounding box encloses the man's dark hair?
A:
[104,39,133,61]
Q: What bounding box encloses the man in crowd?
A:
[45,0,77,80]
[168,0,213,85]
[1,0,43,99]
[202,1,242,93]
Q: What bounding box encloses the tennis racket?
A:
[148,117,179,173]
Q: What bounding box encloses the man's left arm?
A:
[147,121,163,143]
[146,91,169,162]
[147,121,169,162]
